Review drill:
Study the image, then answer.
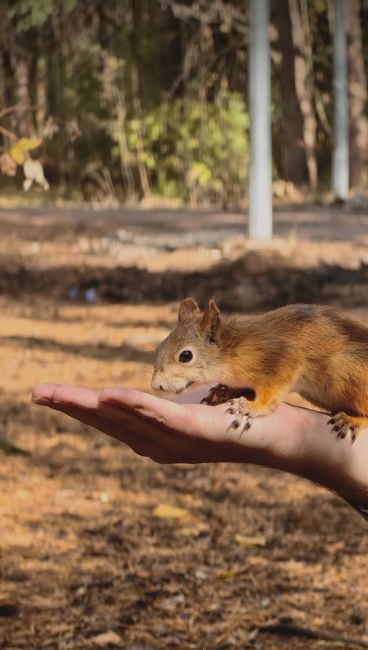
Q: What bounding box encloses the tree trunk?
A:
[288,0,318,190]
[345,0,368,191]
[159,6,183,95]
[272,1,308,185]
[14,49,32,136]
[248,0,272,239]
[332,0,349,198]
[34,49,47,136]
[130,0,150,199]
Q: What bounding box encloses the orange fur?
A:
[152,300,368,441]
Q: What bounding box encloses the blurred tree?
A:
[129,0,150,198]
[346,0,368,191]
[332,0,349,199]
[288,0,317,190]
[272,1,308,185]
[0,0,366,205]
[248,0,272,239]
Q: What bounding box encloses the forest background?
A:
[1,0,368,207]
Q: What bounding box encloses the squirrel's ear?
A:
[178,297,200,324]
[200,299,221,344]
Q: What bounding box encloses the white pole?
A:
[248,0,272,239]
[332,0,349,199]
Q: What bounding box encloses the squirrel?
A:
[152,298,368,443]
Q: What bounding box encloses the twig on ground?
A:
[257,622,368,648]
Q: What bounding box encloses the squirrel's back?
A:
[218,303,368,414]
[220,304,368,356]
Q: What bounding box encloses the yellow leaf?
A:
[9,145,25,165]
[9,138,42,165]
[14,137,42,151]
[153,503,190,520]
[234,533,267,547]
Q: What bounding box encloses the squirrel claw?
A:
[226,397,253,436]
[202,386,256,407]
[328,411,358,443]
[201,384,236,406]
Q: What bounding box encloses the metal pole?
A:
[248,0,272,239]
[332,0,349,199]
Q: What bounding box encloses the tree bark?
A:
[272,1,308,185]
[345,0,368,191]
[248,0,272,239]
[130,0,150,199]
[332,0,349,198]
[14,48,32,136]
[288,0,318,190]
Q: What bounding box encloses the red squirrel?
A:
[152,298,368,442]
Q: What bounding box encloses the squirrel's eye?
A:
[179,350,193,363]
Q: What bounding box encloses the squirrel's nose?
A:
[151,374,163,391]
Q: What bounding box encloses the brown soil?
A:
[0,206,367,649]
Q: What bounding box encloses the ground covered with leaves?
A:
[0,206,367,649]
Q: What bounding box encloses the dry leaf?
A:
[234,533,267,547]
[153,503,190,519]
[91,631,122,646]
[9,146,25,165]
[213,568,246,579]
[174,521,209,537]
[9,137,42,165]
[0,152,17,176]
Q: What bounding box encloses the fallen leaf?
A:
[174,521,209,537]
[213,568,247,579]
[91,631,122,646]
[235,533,267,547]
[152,504,190,520]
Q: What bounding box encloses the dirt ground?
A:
[0,206,367,649]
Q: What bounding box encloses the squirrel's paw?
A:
[226,397,253,436]
[201,385,256,406]
[328,412,359,444]
[201,384,234,406]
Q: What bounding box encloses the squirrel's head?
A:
[152,297,223,393]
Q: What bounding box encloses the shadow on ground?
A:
[1,251,367,312]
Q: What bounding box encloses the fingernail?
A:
[31,396,50,404]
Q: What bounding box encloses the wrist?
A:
[239,403,368,506]
[295,410,368,504]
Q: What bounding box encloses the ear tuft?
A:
[178,297,200,324]
[200,299,221,344]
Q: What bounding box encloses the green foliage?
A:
[67,46,248,204]
[4,0,341,201]
[10,0,76,30]
[124,93,248,204]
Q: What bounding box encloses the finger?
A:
[96,401,193,455]
[32,382,62,404]
[33,383,100,409]
[34,384,196,455]
[44,402,162,459]
[100,387,234,443]
[99,387,197,433]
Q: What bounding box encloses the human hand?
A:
[32,382,295,464]
[31,383,368,513]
